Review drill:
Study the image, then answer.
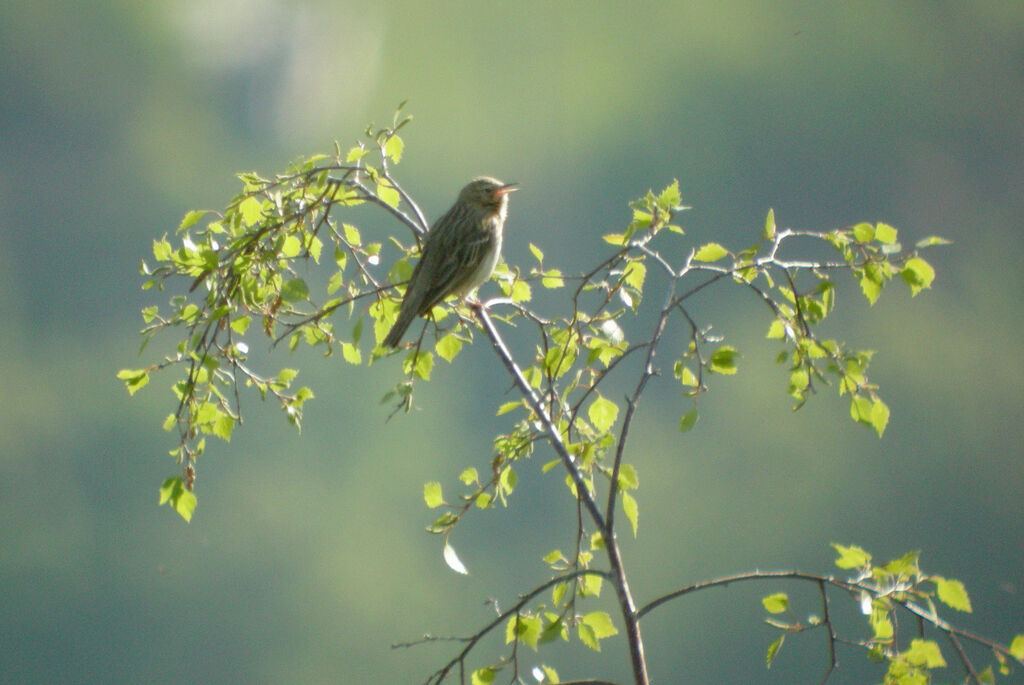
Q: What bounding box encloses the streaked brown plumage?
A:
[383,177,517,347]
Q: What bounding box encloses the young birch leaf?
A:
[541,269,564,288]
[435,334,462,362]
[470,667,494,685]
[582,611,618,640]
[529,242,544,263]
[384,134,404,162]
[904,639,947,668]
[874,222,898,244]
[341,342,361,365]
[1009,634,1024,661]
[870,398,890,438]
[765,634,785,668]
[901,257,935,295]
[280,278,309,303]
[763,208,777,241]
[423,481,444,508]
[852,222,875,243]
[623,261,646,291]
[621,491,639,537]
[933,577,972,612]
[709,346,739,375]
[693,242,729,263]
[588,396,619,434]
[280,234,302,258]
[859,274,882,305]
[832,543,872,569]
[679,409,698,432]
[238,196,264,227]
[762,593,789,614]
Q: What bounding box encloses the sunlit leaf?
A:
[443,542,468,575]
[423,481,444,508]
[588,395,619,434]
[762,593,789,614]
[693,242,729,262]
[832,543,872,569]
[934,576,972,612]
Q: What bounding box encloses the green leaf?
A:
[496,400,522,416]
[621,491,639,537]
[870,398,889,437]
[384,134,404,162]
[543,549,564,566]
[551,580,568,605]
[403,351,433,380]
[510,279,532,303]
[763,208,777,241]
[871,607,893,640]
[579,572,603,597]
[423,481,444,508]
[280,278,309,303]
[762,593,789,614]
[588,395,619,434]
[617,463,639,490]
[904,639,946,668]
[765,635,785,668]
[541,268,564,289]
[852,222,875,243]
[623,261,646,291]
[343,223,361,246]
[656,179,682,212]
[211,413,234,442]
[678,409,698,432]
[693,242,729,262]
[915,235,952,248]
[346,146,368,163]
[376,180,401,208]
[117,368,150,396]
[1009,634,1024,661]
[280,234,301,258]
[459,467,478,485]
[933,576,972,612]
[238,196,264,227]
[901,257,935,296]
[832,543,872,569]
[435,334,462,362]
[341,342,361,365]
[709,346,739,375]
[859,273,883,305]
[603,232,628,246]
[529,243,544,263]
[578,622,599,651]
[159,477,196,522]
[470,667,494,685]
[581,611,618,640]
[874,222,899,244]
[152,236,173,263]
[178,209,207,232]
[230,315,251,335]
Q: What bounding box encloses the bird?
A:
[382,177,517,348]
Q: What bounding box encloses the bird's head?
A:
[461,177,518,211]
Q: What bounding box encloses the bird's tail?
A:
[383,308,417,348]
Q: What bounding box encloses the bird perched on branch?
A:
[383,177,517,347]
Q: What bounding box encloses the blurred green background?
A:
[2,2,1022,683]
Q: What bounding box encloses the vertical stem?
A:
[476,306,649,685]
[605,532,649,684]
